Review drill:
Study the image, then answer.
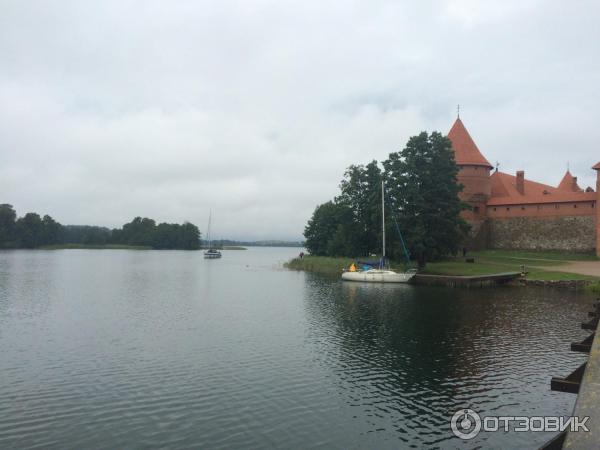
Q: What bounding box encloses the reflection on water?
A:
[303,274,590,448]
[0,249,591,449]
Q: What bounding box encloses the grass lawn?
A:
[285,256,356,275]
[287,250,600,282]
[469,249,598,265]
[424,249,599,281]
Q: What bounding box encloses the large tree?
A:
[336,160,382,256]
[40,215,64,245]
[177,222,201,250]
[383,131,468,267]
[15,213,44,248]
[113,217,201,249]
[0,204,17,248]
[113,217,157,246]
[304,201,354,256]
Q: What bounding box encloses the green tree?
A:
[15,212,44,248]
[336,160,382,256]
[383,131,468,268]
[0,204,17,248]
[40,215,64,245]
[178,222,201,250]
[152,223,177,249]
[117,217,156,246]
[304,201,353,256]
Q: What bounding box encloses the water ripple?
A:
[0,250,593,449]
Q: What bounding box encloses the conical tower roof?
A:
[448,118,493,168]
[557,170,582,192]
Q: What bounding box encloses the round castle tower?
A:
[447,118,493,223]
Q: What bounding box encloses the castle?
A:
[447,117,600,256]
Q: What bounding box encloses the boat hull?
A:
[204,251,222,259]
[341,269,415,283]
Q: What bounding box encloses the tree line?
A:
[0,204,201,250]
[304,131,468,267]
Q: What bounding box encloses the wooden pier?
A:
[541,299,600,449]
[412,272,521,288]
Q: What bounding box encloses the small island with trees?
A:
[0,204,201,250]
[0,205,305,251]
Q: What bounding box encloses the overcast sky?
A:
[1,0,599,240]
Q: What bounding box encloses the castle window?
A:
[474,206,479,213]
[493,207,497,211]
[521,206,525,210]
[555,204,559,209]
[506,207,510,211]
[574,204,577,208]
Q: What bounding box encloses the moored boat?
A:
[341,268,415,283]
[203,210,222,259]
[341,180,415,283]
[204,248,222,259]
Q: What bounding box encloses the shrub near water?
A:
[285,256,355,275]
[285,256,410,275]
[587,282,600,295]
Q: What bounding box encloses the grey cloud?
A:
[1,0,599,239]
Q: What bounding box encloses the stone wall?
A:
[465,219,490,250]
[488,216,596,252]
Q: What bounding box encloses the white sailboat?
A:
[341,181,416,283]
[203,210,222,259]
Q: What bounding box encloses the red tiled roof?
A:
[488,171,595,206]
[557,170,582,192]
[448,118,493,168]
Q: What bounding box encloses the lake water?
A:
[0,247,592,449]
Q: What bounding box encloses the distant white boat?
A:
[204,248,222,259]
[341,180,415,284]
[203,210,222,259]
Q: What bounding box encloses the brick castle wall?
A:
[457,165,490,222]
[487,216,596,252]
[486,201,595,218]
[596,170,600,256]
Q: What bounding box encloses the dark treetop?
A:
[304,131,468,267]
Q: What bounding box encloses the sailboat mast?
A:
[381,180,385,262]
[207,210,212,249]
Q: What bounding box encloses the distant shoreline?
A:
[2,244,307,251]
[37,244,153,250]
[0,244,305,251]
